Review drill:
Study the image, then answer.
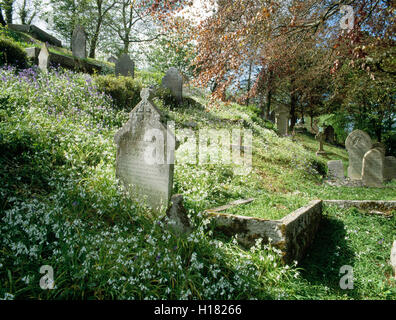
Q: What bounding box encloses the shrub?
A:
[94,75,143,111]
[0,37,28,69]
[155,87,180,109]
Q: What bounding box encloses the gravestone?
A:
[362,148,384,187]
[115,54,135,77]
[345,130,372,180]
[38,43,50,72]
[72,25,87,59]
[162,67,183,102]
[107,56,117,64]
[327,160,344,180]
[372,142,386,155]
[274,106,290,136]
[384,156,396,181]
[164,194,192,235]
[324,125,335,144]
[114,88,176,213]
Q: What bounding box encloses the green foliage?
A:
[93,75,143,111]
[0,36,28,69]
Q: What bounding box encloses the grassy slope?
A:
[0,50,395,299]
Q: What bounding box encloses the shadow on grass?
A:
[298,215,361,299]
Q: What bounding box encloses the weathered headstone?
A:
[384,156,396,181]
[345,130,373,180]
[324,125,335,144]
[327,160,345,180]
[362,148,384,187]
[115,54,135,77]
[274,106,290,136]
[72,25,87,59]
[38,43,50,72]
[114,88,176,213]
[162,67,183,102]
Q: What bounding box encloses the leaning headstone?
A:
[72,25,87,59]
[115,54,135,77]
[274,106,290,136]
[114,88,176,213]
[38,43,50,72]
[162,67,183,102]
[345,130,373,180]
[384,156,396,181]
[362,148,384,187]
[327,160,344,180]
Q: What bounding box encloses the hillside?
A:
[1,64,395,300]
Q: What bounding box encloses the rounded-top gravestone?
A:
[345,130,372,180]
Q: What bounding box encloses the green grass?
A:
[282,205,396,300]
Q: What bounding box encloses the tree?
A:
[1,0,14,24]
[17,0,41,25]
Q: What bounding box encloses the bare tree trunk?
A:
[3,0,13,24]
[246,60,252,106]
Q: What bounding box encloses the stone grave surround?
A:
[115,54,135,78]
[114,88,176,213]
[161,67,183,102]
[274,106,290,136]
[38,43,50,72]
[72,25,87,59]
[345,130,373,180]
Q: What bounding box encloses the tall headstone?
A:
[162,67,183,102]
[345,130,372,180]
[115,54,135,77]
[315,127,326,156]
[362,148,384,187]
[327,160,344,180]
[38,43,50,72]
[384,156,396,181]
[114,88,176,213]
[274,106,290,136]
[72,25,87,59]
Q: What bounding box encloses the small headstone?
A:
[164,194,192,235]
[327,160,344,180]
[362,148,384,187]
[384,156,396,181]
[324,125,335,144]
[345,130,372,180]
[114,88,176,213]
[162,67,183,102]
[274,106,290,136]
[115,54,135,77]
[268,111,275,123]
[38,43,50,72]
[107,56,117,64]
[72,25,87,59]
